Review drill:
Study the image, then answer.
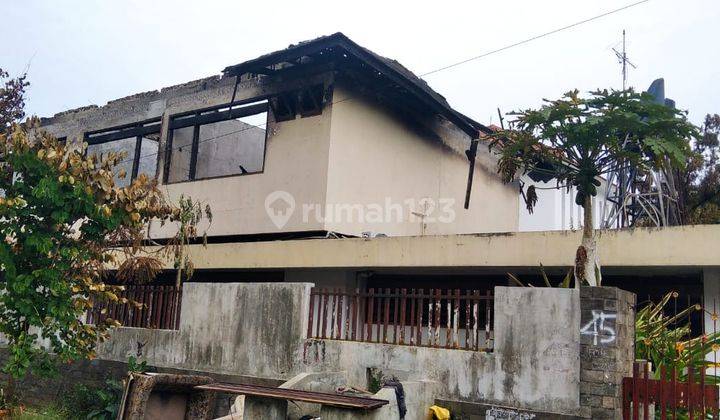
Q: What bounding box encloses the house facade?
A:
[41,33,518,241]
[32,34,720,418]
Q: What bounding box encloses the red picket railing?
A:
[307,288,493,351]
[86,285,182,330]
[622,361,720,419]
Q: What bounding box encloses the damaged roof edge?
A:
[222,32,491,138]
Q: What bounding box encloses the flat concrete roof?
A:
[155,225,718,271]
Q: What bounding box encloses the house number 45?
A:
[580,310,617,346]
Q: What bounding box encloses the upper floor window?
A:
[164,101,268,184]
[85,119,161,187]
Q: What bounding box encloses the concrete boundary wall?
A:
[97,282,312,379]
[302,287,582,415]
[90,282,633,417]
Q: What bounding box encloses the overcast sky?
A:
[3,0,718,126]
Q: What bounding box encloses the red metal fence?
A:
[307,288,493,351]
[622,361,720,419]
[86,285,182,330]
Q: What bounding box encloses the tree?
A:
[0,69,208,388]
[0,69,28,131]
[490,89,697,286]
[675,113,720,224]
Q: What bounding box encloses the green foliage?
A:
[0,68,29,130]
[507,265,575,288]
[677,113,720,224]
[367,368,383,394]
[12,405,66,420]
[0,121,173,380]
[0,68,209,386]
[56,379,123,420]
[490,89,698,210]
[126,355,148,374]
[635,291,720,384]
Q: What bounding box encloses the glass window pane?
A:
[138,134,159,179]
[167,126,194,183]
[87,137,136,187]
[195,112,267,180]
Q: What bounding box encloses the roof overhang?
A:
[223,33,491,139]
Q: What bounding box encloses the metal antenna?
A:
[612,30,637,90]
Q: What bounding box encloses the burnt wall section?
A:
[579,286,636,419]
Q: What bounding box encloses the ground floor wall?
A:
[4,280,637,418]
[90,282,635,416]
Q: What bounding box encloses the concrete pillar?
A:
[579,286,636,419]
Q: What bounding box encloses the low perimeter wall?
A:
[302,287,581,415]
[96,282,312,379]
[88,283,635,417]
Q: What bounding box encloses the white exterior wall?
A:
[324,84,519,237]
[518,176,608,232]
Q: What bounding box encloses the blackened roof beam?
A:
[222,33,491,139]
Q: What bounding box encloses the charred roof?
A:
[223,32,490,139]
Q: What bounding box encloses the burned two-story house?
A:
[34,33,720,419]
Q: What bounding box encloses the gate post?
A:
[579,287,636,419]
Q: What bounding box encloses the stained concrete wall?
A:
[303,287,582,415]
[92,283,637,417]
[96,282,312,379]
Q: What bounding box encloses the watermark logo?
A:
[264,191,457,230]
[264,190,296,229]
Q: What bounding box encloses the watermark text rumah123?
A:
[264,191,455,229]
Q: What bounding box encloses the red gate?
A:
[623,361,720,419]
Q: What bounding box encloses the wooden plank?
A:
[335,288,342,340]
[660,365,666,420]
[162,286,170,329]
[672,366,677,420]
[643,362,649,420]
[174,287,182,329]
[428,289,435,347]
[399,289,407,345]
[633,362,639,420]
[473,290,479,351]
[367,289,375,342]
[195,383,388,410]
[453,289,460,348]
[464,290,471,350]
[350,289,358,341]
[434,289,441,348]
[321,290,329,339]
[393,288,400,344]
[409,289,416,345]
[416,289,423,346]
[689,364,694,420]
[165,287,177,330]
[485,290,492,349]
[383,288,390,344]
[307,291,316,339]
[445,290,452,349]
[701,359,707,418]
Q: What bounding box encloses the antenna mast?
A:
[612,30,636,90]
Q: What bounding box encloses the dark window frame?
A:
[163,101,270,184]
[84,118,162,182]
